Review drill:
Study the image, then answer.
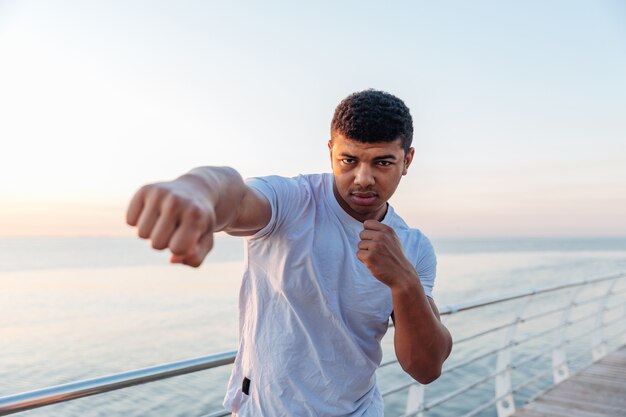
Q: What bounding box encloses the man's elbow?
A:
[403,362,442,385]
[401,342,452,384]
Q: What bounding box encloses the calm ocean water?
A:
[1,236,625,416]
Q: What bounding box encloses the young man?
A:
[127,90,452,416]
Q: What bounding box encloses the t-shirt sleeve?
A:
[415,234,437,299]
[245,175,310,239]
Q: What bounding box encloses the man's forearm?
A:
[391,273,452,384]
[356,220,452,383]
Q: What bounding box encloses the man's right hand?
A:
[126,166,271,267]
[126,176,217,267]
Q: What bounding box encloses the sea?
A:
[1,236,625,417]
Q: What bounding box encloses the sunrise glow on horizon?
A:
[1,1,625,238]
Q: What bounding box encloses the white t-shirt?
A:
[223,173,436,417]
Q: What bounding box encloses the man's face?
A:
[328,133,414,222]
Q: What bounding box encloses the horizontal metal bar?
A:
[612,286,626,296]
[605,300,626,313]
[512,348,551,370]
[512,305,613,347]
[512,322,563,347]
[0,351,237,416]
[439,273,624,316]
[573,291,620,309]
[424,367,497,411]
[521,303,570,323]
[381,380,415,398]
[440,344,504,374]
[453,318,520,345]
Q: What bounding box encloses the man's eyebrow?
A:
[337,152,399,160]
[338,152,357,158]
[373,154,399,160]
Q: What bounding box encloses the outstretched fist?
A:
[126,178,216,267]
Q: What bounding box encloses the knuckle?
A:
[186,255,202,268]
[151,239,167,250]
[138,183,154,196]
[162,193,182,212]
[142,183,166,200]
[186,206,205,223]
[169,242,189,256]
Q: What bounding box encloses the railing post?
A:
[404,383,424,417]
[592,279,618,361]
[495,294,534,417]
[552,284,585,384]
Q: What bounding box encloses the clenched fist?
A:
[126,177,217,267]
[357,220,416,287]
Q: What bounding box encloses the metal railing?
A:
[1,272,624,417]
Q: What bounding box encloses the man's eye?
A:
[342,159,356,165]
[377,161,392,167]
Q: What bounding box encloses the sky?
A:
[0,0,625,237]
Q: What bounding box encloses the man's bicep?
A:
[224,186,272,236]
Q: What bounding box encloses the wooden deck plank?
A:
[512,346,626,417]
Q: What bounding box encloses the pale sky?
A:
[1,0,625,237]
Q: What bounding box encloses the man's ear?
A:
[328,139,334,160]
[403,147,415,175]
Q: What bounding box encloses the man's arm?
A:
[358,220,452,384]
[126,166,271,267]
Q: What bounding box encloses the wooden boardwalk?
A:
[512,346,626,417]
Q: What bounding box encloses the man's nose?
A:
[354,164,375,187]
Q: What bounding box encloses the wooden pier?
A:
[513,346,626,417]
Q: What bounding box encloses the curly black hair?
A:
[330,89,413,153]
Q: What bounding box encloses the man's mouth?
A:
[350,191,378,205]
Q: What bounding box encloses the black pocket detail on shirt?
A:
[242,377,251,395]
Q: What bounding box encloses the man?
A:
[127,89,452,416]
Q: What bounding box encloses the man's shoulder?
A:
[386,206,413,232]
[247,173,330,196]
[386,209,433,249]
[243,173,332,240]
[248,172,329,184]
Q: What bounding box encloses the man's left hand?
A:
[357,220,415,287]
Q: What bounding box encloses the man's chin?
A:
[349,202,387,217]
